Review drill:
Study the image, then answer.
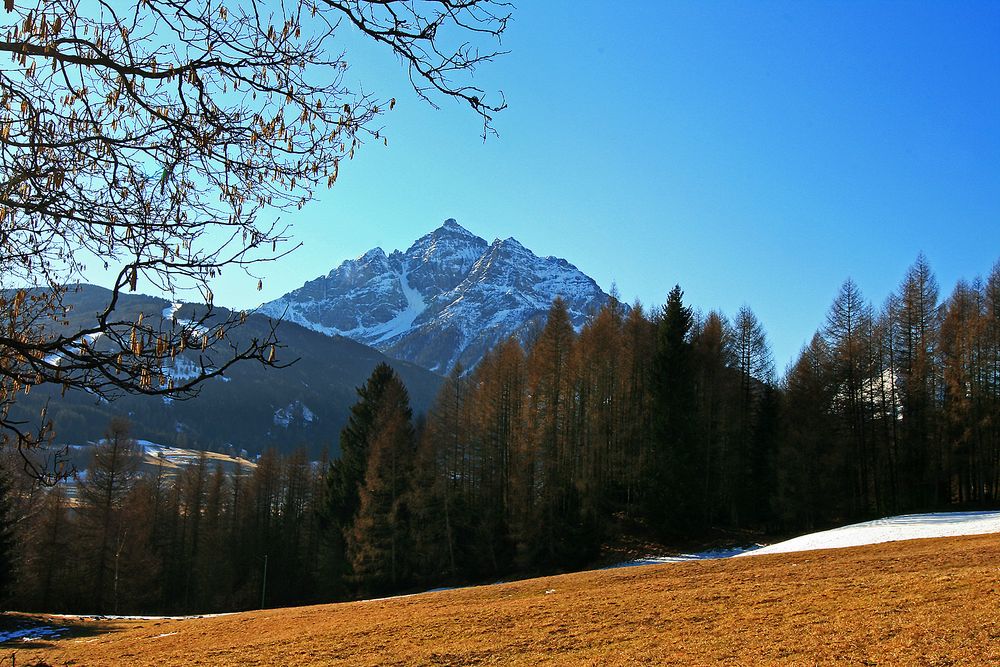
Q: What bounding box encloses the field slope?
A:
[7,531,1000,665]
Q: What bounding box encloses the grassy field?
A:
[6,533,999,665]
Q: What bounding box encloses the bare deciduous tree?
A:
[0,0,508,475]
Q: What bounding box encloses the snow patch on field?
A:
[743,510,1000,557]
[616,545,759,568]
[0,623,67,643]
[49,612,234,621]
[616,511,1000,569]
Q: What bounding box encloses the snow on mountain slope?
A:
[260,219,618,373]
[259,247,410,338]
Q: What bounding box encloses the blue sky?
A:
[212,1,1000,372]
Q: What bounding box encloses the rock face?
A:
[260,219,617,373]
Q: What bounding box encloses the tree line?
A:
[1,254,998,613]
[780,255,1000,524]
[1,418,329,613]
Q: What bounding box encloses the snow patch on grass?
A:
[49,612,234,621]
[0,623,67,643]
[615,545,760,568]
[614,510,1000,569]
[743,510,1000,557]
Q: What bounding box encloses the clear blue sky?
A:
[212,1,1000,372]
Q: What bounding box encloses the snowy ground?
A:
[613,546,760,568]
[742,510,1000,557]
[380,512,1000,598]
[618,510,1000,567]
[48,612,234,621]
[0,612,233,645]
[0,620,68,644]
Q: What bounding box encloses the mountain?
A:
[260,219,618,372]
[9,285,443,458]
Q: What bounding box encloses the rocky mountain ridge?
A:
[260,220,618,372]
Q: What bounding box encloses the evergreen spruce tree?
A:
[320,362,398,592]
[349,375,416,596]
[645,285,700,536]
[326,363,398,529]
[408,431,454,585]
[747,382,781,530]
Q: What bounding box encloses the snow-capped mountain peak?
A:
[358,246,388,262]
[396,219,488,295]
[260,219,617,373]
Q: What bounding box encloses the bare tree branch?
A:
[0,0,508,479]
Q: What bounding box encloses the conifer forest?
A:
[2,255,999,615]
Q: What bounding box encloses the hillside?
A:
[7,285,443,457]
[7,532,999,665]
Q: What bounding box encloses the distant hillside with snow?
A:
[260,219,619,373]
[9,285,443,457]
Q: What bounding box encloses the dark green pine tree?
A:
[645,285,701,536]
[348,374,416,596]
[0,463,15,602]
[326,363,399,526]
[745,382,781,530]
[319,362,400,594]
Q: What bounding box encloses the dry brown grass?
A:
[8,533,1000,665]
